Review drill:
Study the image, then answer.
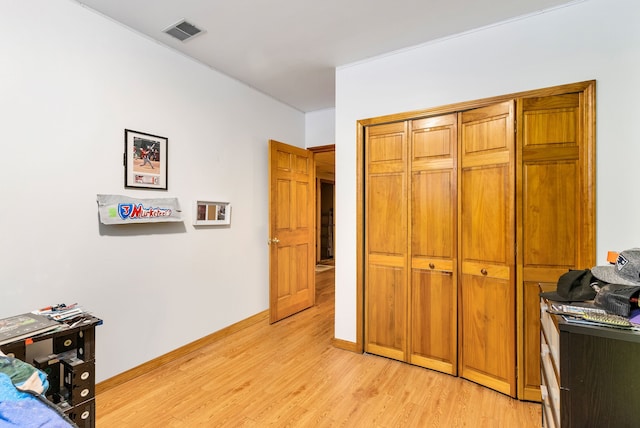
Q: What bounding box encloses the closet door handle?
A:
[480,268,488,276]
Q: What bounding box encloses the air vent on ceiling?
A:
[163,19,204,42]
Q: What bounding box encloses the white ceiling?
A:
[76,0,577,112]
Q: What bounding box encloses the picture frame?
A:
[124,129,168,190]
[193,200,231,226]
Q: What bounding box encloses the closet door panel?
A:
[460,273,513,385]
[517,90,596,400]
[368,174,406,255]
[459,101,516,397]
[410,269,455,373]
[365,263,406,361]
[520,94,582,269]
[412,170,454,258]
[409,114,457,374]
[460,165,509,264]
[523,162,578,266]
[461,103,511,154]
[365,122,408,361]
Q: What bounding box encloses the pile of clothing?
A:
[542,247,640,317]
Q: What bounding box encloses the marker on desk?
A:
[55,303,78,311]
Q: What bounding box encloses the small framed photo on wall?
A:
[193,200,231,226]
[124,129,168,190]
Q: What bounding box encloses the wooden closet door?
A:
[364,121,409,361]
[408,114,458,374]
[517,89,596,400]
[459,101,516,397]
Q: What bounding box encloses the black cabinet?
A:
[541,298,640,427]
[0,315,101,428]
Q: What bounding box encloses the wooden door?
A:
[459,101,516,397]
[516,89,596,400]
[408,113,458,374]
[313,147,336,262]
[268,140,315,323]
[364,121,409,361]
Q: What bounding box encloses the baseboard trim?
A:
[332,337,362,353]
[96,309,269,395]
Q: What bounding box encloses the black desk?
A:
[557,316,640,427]
[0,315,102,428]
[541,298,640,427]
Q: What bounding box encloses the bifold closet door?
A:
[364,121,409,361]
[459,101,516,397]
[517,90,596,400]
[408,114,458,375]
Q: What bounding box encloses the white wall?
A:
[305,108,335,148]
[334,0,640,342]
[0,0,305,381]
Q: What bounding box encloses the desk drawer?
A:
[540,300,560,376]
[541,384,557,428]
[541,340,560,427]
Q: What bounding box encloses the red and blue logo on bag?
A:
[118,203,172,220]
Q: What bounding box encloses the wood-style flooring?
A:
[96,267,541,427]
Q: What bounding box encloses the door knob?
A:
[268,237,280,245]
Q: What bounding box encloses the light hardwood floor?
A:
[96,268,541,427]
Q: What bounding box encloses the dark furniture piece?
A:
[540,297,640,427]
[0,315,101,428]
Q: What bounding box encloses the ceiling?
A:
[76,0,577,112]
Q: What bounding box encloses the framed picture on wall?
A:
[193,200,231,226]
[124,129,168,190]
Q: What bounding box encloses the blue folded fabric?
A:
[0,373,72,427]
